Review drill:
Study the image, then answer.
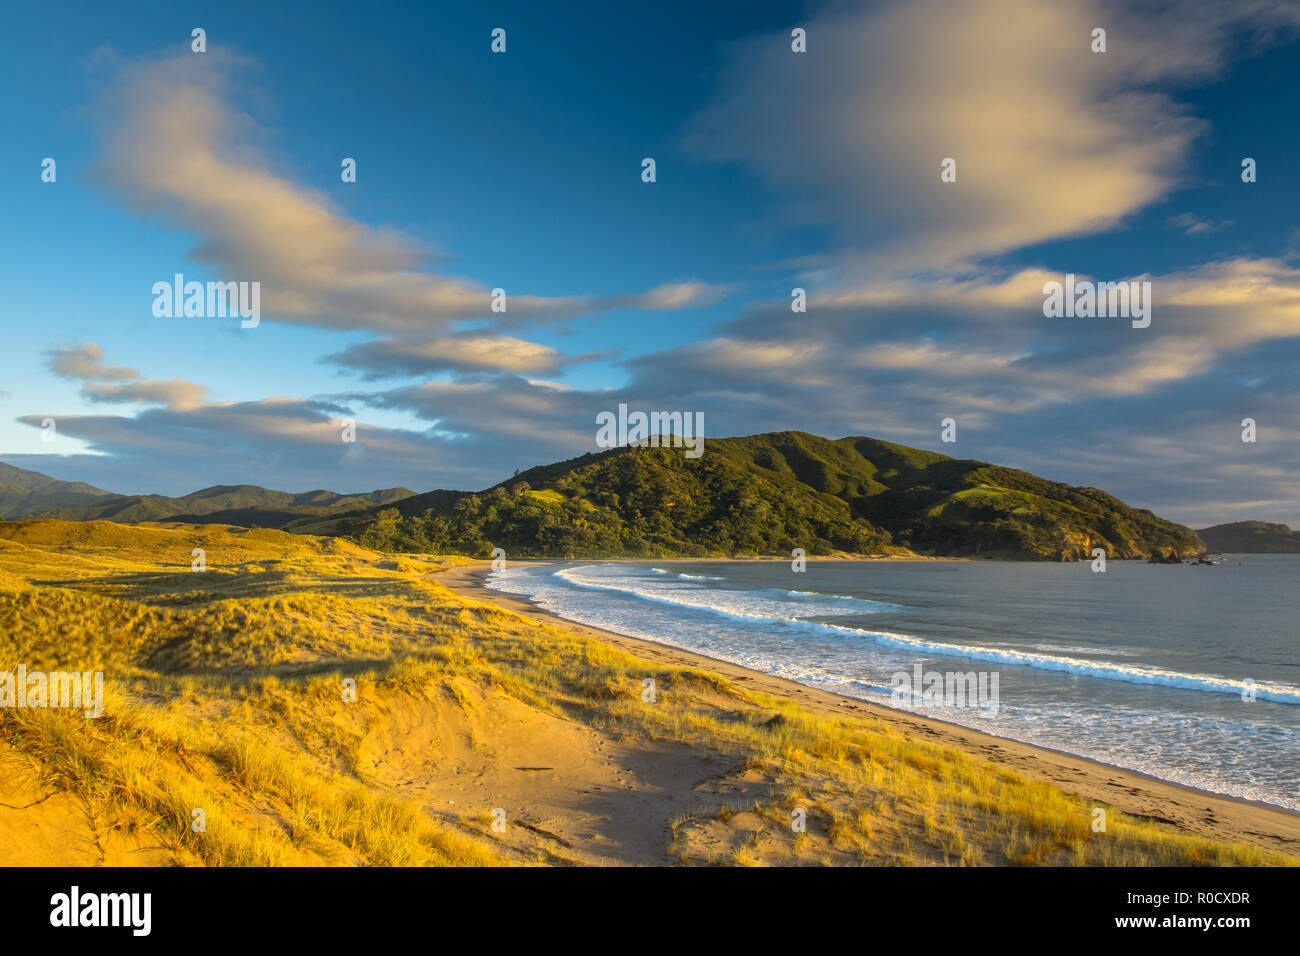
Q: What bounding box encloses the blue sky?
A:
[2,0,1299,527]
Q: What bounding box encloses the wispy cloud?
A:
[80,379,208,412]
[685,0,1297,282]
[93,52,726,340]
[326,334,607,380]
[47,343,138,382]
[1165,212,1234,235]
[46,343,208,411]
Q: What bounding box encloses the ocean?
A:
[487,557,1300,810]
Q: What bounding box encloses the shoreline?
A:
[435,560,1300,856]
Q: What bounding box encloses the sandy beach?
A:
[437,561,1300,856]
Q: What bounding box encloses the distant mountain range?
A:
[0,461,413,529]
[1197,521,1300,554]
[325,431,1207,561]
[0,461,118,518]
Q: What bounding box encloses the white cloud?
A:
[82,379,207,412]
[47,343,138,382]
[44,342,207,411]
[685,0,1297,281]
[95,53,727,336]
[328,335,572,379]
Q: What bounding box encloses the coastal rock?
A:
[1147,549,1183,564]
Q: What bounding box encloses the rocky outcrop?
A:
[1147,549,1184,564]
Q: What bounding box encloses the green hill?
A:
[337,431,1203,561]
[0,463,415,529]
[1197,521,1300,553]
[0,461,118,518]
[35,484,417,526]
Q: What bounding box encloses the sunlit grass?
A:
[0,518,1293,866]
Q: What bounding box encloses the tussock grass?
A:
[0,519,1293,866]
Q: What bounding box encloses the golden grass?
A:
[0,518,1294,867]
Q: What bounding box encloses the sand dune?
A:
[2,521,1295,866]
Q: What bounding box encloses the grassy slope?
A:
[0,519,1286,866]
[338,431,1202,561]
